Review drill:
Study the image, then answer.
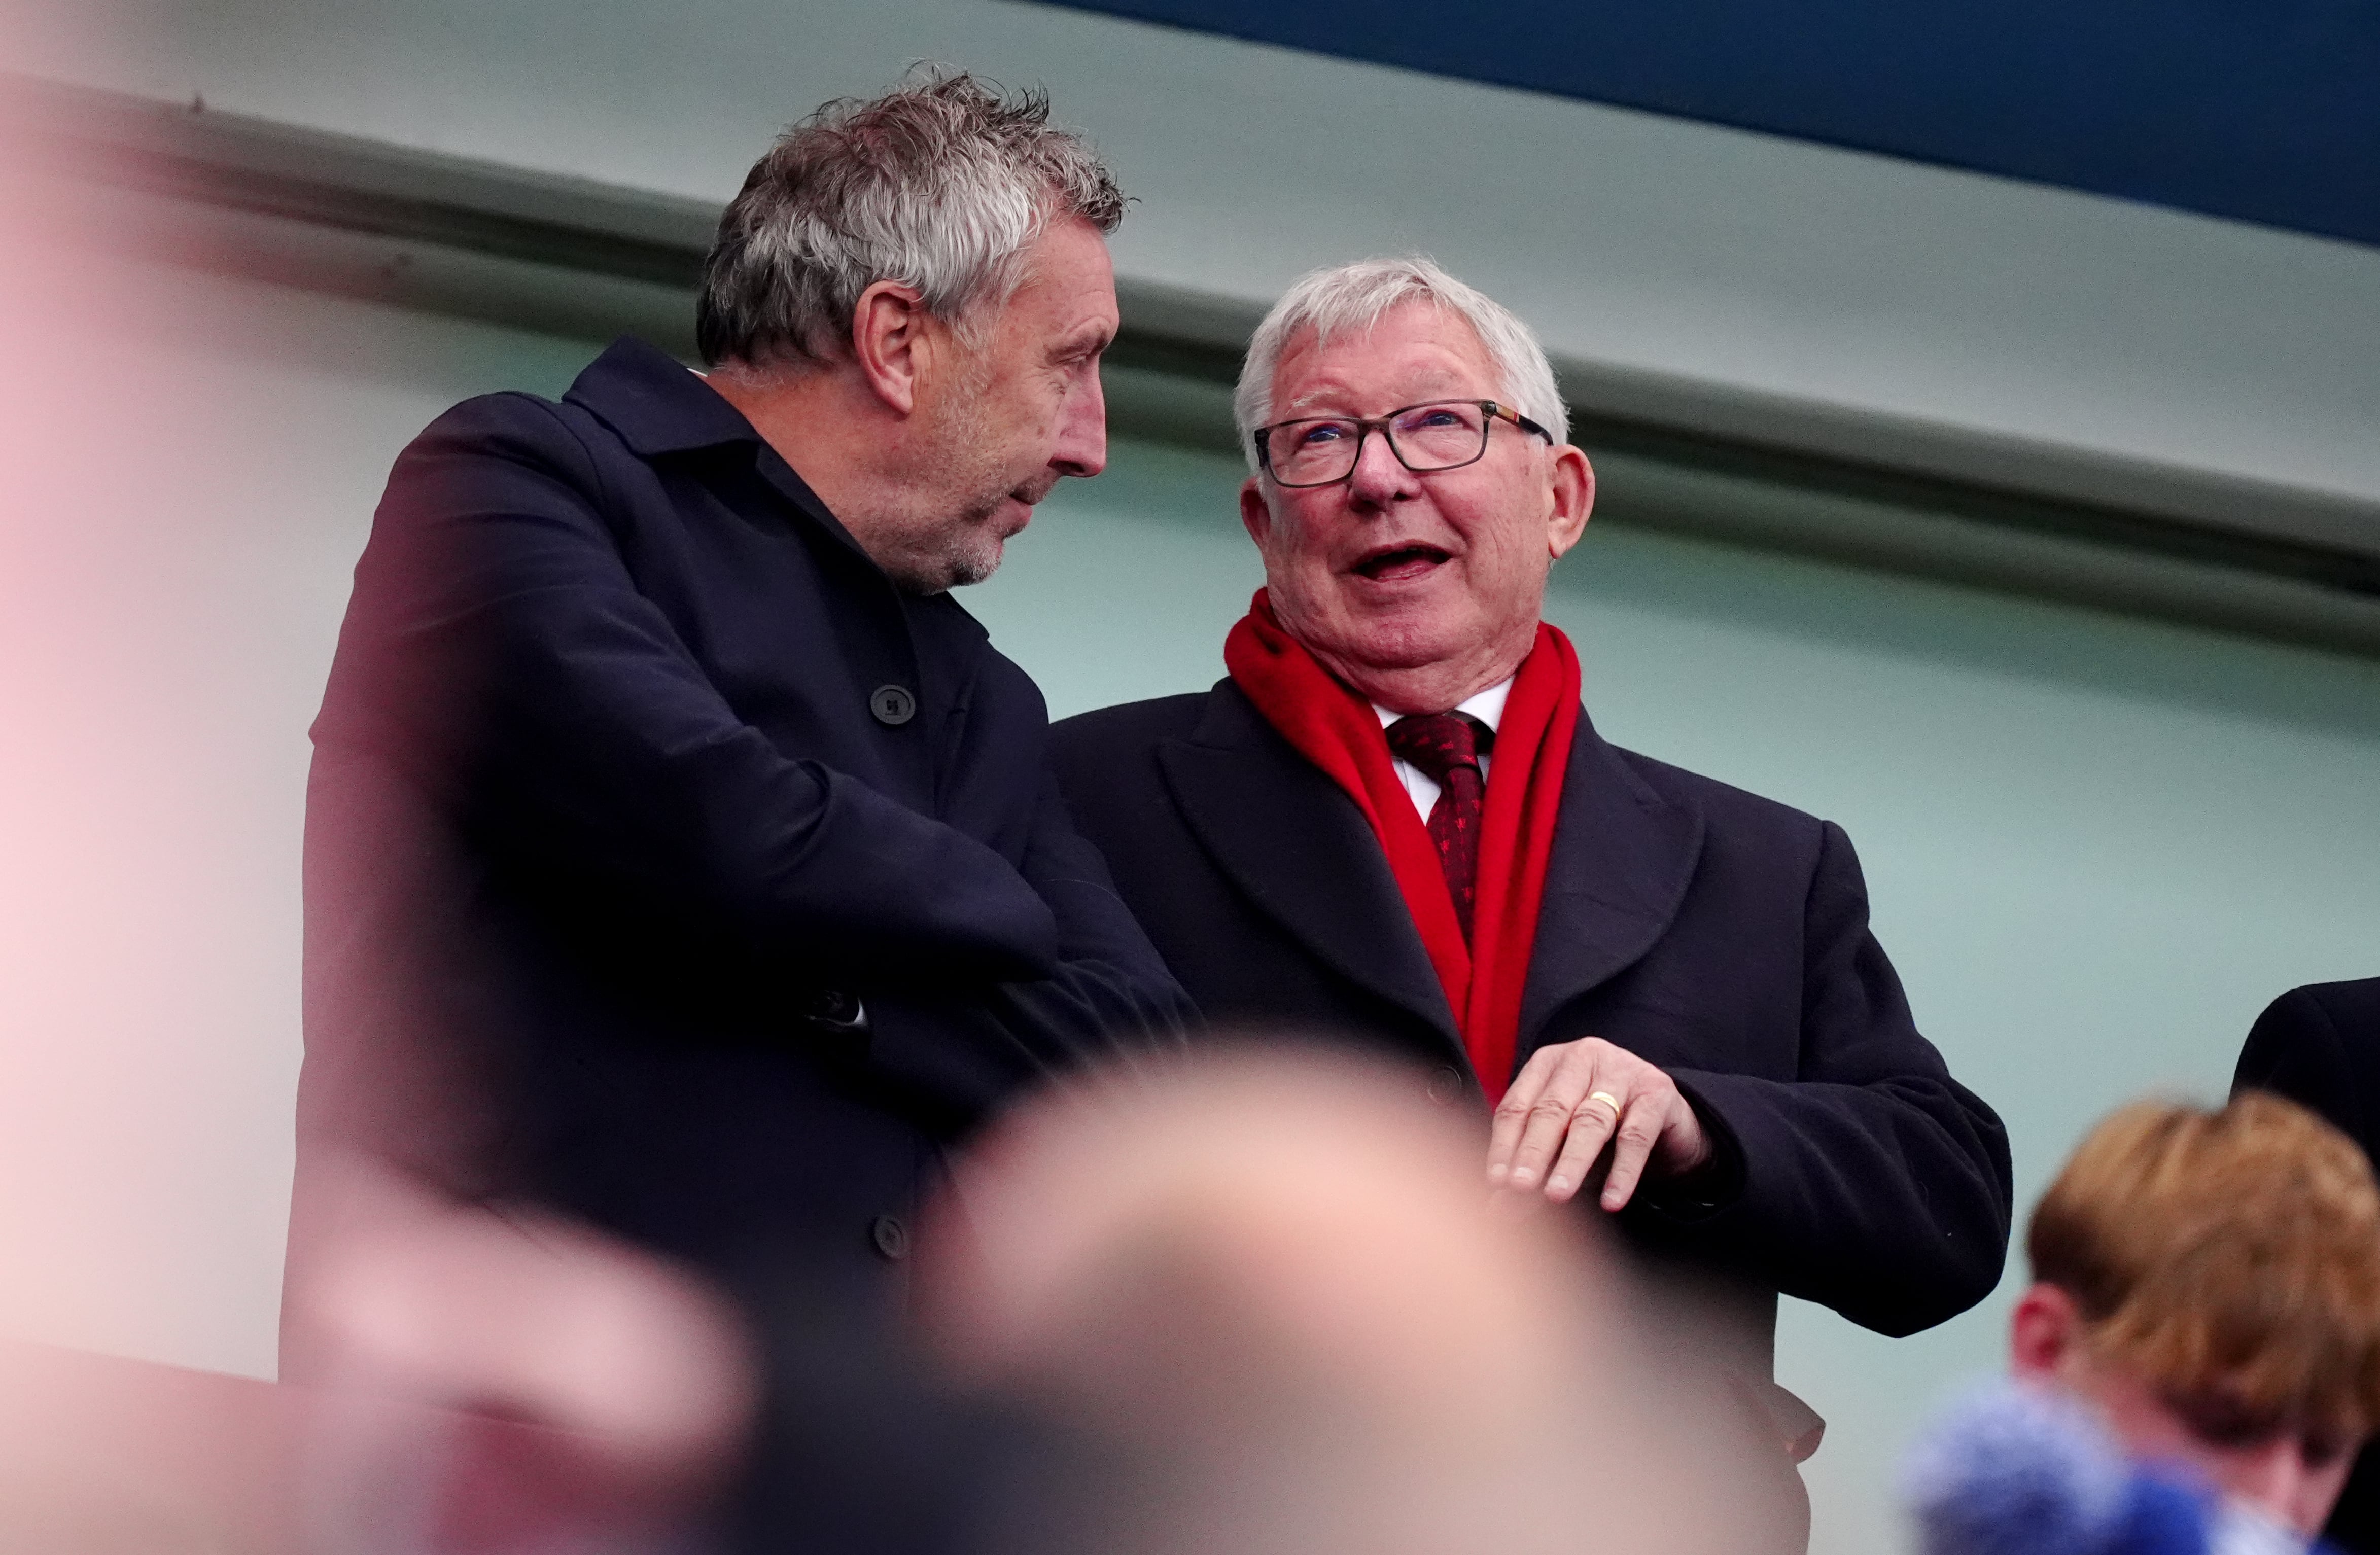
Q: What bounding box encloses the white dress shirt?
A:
[1375,677,1513,820]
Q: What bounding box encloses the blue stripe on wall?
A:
[1034,0,2380,249]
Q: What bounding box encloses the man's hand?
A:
[1487,1038,1711,1210]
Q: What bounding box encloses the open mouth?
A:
[1351,543,1452,583]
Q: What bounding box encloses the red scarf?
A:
[1224,590,1581,1105]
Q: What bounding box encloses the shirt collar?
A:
[1374,676,1514,733]
[562,336,766,458]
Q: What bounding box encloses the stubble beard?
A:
[891,353,1020,594]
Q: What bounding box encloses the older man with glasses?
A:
[1051,256,2012,1548]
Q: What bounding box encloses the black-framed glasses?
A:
[1252,400,1553,488]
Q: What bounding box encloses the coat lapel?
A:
[1157,685,1462,1051]
[1519,714,1706,1046]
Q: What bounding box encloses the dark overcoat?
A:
[1052,681,2013,1425]
[292,337,1192,1350]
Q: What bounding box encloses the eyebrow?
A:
[1054,323,1115,359]
[1281,378,1474,415]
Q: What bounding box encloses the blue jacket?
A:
[293,337,1192,1338]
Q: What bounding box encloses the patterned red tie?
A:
[1386,713,1488,940]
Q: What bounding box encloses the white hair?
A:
[698,69,1124,369]
[1232,256,1569,473]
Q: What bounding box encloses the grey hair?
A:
[697,69,1125,370]
[1231,256,1569,472]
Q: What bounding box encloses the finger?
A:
[1486,1050,1563,1182]
[1505,1085,1597,1192]
[1598,1101,1671,1211]
[1543,1093,1624,1203]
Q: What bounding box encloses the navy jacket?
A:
[2235,977,2380,1555]
[293,338,1192,1338]
[2237,978,2380,1154]
[1053,683,2012,1375]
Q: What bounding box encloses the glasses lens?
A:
[1387,402,1488,471]
[1266,418,1362,484]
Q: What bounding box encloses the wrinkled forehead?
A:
[1270,300,1500,414]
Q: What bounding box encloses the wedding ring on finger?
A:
[1585,1089,1624,1120]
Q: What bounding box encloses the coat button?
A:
[870,1213,910,1261]
[802,988,866,1032]
[1426,1066,1465,1105]
[869,684,917,726]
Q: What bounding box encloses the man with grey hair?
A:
[1052,256,2011,1542]
[289,72,1191,1368]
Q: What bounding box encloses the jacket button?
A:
[802,988,866,1032]
[1426,1066,1465,1105]
[869,684,917,726]
[870,1213,910,1261]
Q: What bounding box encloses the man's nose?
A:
[1053,369,1108,479]
[1344,425,1416,506]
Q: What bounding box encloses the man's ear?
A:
[2008,1282,2083,1380]
[849,280,933,416]
[1545,445,1594,560]
[1239,478,1275,549]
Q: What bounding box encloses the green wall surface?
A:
[12,259,2374,1551]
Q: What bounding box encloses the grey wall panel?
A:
[12,0,2379,518]
[20,73,2380,661]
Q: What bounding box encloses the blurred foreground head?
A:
[2011,1092,2380,1534]
[52,1055,1778,1553]
[911,1050,1779,1555]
